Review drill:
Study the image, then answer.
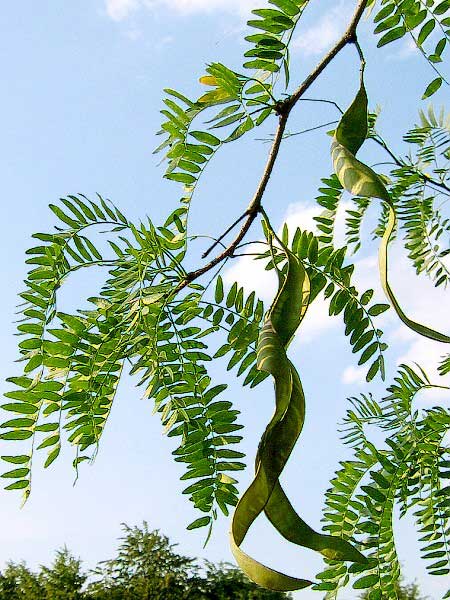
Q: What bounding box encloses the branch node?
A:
[348,31,358,44]
[275,99,290,116]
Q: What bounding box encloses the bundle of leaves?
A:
[2,0,450,596]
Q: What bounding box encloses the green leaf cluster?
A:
[259,225,390,382]
[1,195,254,532]
[211,276,268,388]
[371,0,450,97]
[246,0,309,84]
[316,364,450,597]
[156,63,275,197]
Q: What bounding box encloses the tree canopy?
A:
[0,524,291,600]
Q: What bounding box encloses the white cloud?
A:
[124,27,143,40]
[283,201,320,235]
[106,0,139,21]
[104,0,257,21]
[292,0,353,57]
[395,38,419,60]
[223,243,277,303]
[342,365,366,385]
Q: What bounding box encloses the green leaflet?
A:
[332,75,450,344]
[230,244,364,591]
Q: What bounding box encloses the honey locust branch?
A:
[173,0,369,296]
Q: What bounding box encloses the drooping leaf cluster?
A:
[369,0,450,97]
[0,195,266,531]
[316,364,450,598]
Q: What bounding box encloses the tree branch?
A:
[174,113,289,293]
[283,1,368,113]
[201,212,249,259]
[174,0,369,295]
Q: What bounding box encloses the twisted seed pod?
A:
[230,244,366,592]
[332,70,450,344]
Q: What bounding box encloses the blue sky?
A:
[1,1,449,598]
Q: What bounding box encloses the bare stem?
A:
[371,135,450,194]
[173,113,288,293]
[297,97,344,114]
[202,211,249,258]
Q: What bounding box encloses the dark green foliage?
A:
[87,523,292,599]
[40,548,86,600]
[0,549,85,600]
[197,562,294,599]
[0,562,45,599]
[0,524,292,599]
[87,523,196,599]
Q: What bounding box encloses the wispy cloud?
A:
[106,0,139,21]
[292,0,353,57]
[395,38,419,60]
[104,0,256,21]
[342,365,366,385]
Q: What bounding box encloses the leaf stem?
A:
[371,134,450,194]
[202,212,250,259]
